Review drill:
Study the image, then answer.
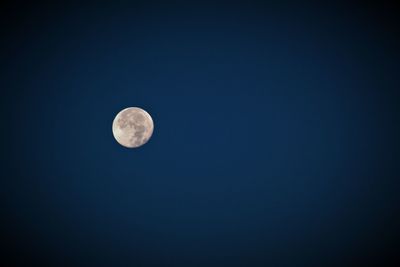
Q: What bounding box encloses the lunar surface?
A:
[112,107,154,148]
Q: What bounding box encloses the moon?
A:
[112,107,154,148]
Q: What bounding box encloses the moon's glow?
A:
[112,107,154,148]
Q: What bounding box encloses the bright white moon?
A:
[112,107,154,148]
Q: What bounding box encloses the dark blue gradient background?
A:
[1,1,399,266]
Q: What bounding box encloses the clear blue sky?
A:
[1,1,399,266]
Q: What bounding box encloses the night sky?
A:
[1,1,399,266]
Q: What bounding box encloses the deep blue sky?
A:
[1,1,399,266]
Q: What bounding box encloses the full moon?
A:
[112,107,154,148]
